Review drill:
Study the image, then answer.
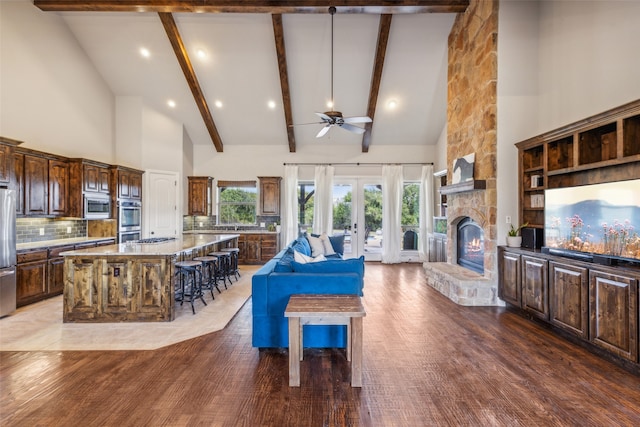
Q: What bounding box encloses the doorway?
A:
[333,179,383,261]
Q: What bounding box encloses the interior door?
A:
[333,179,382,261]
[144,170,179,239]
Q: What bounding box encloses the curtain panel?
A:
[282,165,299,245]
[312,165,334,235]
[381,165,403,264]
[418,164,434,261]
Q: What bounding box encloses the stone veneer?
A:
[424,0,500,306]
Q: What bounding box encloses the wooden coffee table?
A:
[284,294,366,387]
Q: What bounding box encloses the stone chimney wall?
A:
[446,0,499,282]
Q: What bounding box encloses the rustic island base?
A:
[62,234,238,322]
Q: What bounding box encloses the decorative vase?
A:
[507,236,522,247]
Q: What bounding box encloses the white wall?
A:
[0,0,114,161]
[497,0,640,245]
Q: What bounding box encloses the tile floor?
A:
[0,266,258,351]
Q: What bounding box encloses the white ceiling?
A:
[60,11,455,151]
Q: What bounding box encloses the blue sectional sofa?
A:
[252,234,365,349]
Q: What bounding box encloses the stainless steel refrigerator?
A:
[0,188,17,317]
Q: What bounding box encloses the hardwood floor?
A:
[2,263,639,426]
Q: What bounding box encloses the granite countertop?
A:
[60,233,240,257]
[17,237,117,252]
[183,229,279,235]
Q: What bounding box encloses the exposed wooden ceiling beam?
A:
[158,12,223,152]
[362,14,392,153]
[272,14,296,153]
[35,1,469,14]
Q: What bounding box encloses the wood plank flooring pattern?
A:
[2,263,640,426]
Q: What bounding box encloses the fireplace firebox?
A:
[457,217,484,274]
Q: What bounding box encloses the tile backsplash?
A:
[17,218,87,244]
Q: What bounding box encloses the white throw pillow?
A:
[294,250,326,264]
[306,233,325,257]
[320,233,336,256]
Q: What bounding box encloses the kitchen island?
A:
[61,234,239,323]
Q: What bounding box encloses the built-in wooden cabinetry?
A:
[237,233,278,265]
[516,100,640,229]
[0,137,22,187]
[111,165,143,201]
[16,239,115,307]
[68,158,111,218]
[16,149,70,217]
[187,176,213,216]
[258,176,281,216]
[499,247,639,368]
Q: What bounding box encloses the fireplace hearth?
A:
[457,217,484,274]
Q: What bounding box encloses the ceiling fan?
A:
[295,6,372,138]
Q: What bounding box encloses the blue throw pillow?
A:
[274,248,295,272]
[291,256,364,276]
[329,234,345,255]
[294,236,311,257]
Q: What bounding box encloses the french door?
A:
[333,178,382,261]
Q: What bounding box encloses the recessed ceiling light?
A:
[196,48,207,59]
[214,100,223,108]
[139,47,150,58]
[167,100,176,108]
[387,99,398,110]
[267,100,277,110]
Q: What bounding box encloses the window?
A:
[401,182,420,250]
[217,181,257,225]
[297,182,314,233]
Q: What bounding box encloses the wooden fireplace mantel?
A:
[439,180,486,195]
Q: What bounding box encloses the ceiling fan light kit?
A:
[294,6,373,138]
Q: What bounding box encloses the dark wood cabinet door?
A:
[48,257,66,296]
[130,172,142,199]
[237,235,247,264]
[98,167,110,193]
[498,249,521,306]
[24,154,48,216]
[83,164,100,192]
[48,159,69,216]
[589,269,638,362]
[521,255,549,320]
[188,177,212,216]
[13,152,24,215]
[244,234,261,264]
[549,261,588,338]
[259,177,281,215]
[260,235,278,262]
[0,143,10,184]
[118,171,131,198]
[16,254,48,307]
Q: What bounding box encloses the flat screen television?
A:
[543,179,640,265]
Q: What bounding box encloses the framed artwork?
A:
[452,153,475,184]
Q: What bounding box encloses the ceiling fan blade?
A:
[289,121,325,127]
[316,125,331,138]
[343,116,372,124]
[340,123,366,134]
[315,112,332,122]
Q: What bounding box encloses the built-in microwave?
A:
[84,195,111,219]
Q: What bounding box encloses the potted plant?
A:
[507,222,528,247]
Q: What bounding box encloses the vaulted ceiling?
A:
[34,1,466,153]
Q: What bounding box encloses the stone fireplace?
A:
[457,217,484,274]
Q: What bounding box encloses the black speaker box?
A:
[521,227,543,249]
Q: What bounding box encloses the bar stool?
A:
[221,247,240,282]
[193,255,222,299]
[174,260,206,314]
[208,251,232,289]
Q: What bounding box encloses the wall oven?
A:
[118,200,141,243]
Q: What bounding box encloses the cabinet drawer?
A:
[49,245,75,258]
[17,249,48,263]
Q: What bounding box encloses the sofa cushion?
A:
[291,237,311,257]
[305,233,325,257]
[273,248,295,272]
[320,233,336,256]
[329,234,345,255]
[291,256,365,276]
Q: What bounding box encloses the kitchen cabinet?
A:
[13,152,24,215]
[16,249,48,307]
[23,154,48,216]
[111,165,143,201]
[48,245,75,296]
[0,137,22,186]
[498,247,521,307]
[243,234,261,264]
[260,234,278,262]
[48,159,69,216]
[238,233,279,265]
[188,176,213,216]
[68,159,111,218]
[589,269,638,362]
[258,176,281,216]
